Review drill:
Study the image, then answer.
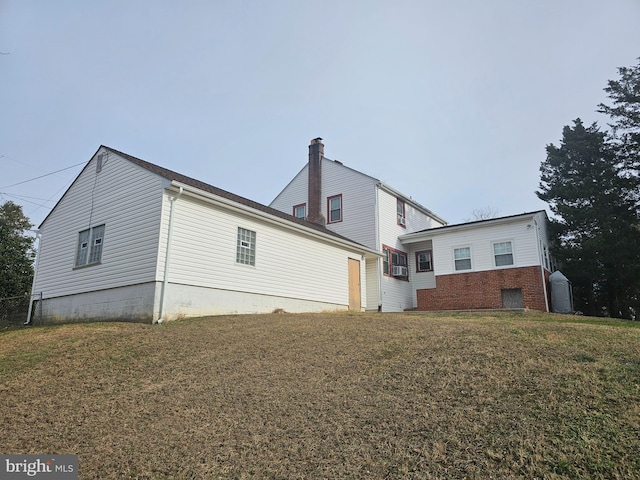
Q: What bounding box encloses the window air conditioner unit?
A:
[392,265,408,277]
[399,216,406,226]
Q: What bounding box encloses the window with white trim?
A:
[416,250,433,272]
[236,227,256,266]
[328,195,342,223]
[493,241,514,266]
[454,247,471,271]
[75,224,105,267]
[293,203,306,219]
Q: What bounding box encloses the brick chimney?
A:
[307,137,325,225]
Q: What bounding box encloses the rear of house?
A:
[400,211,552,312]
[270,138,446,312]
[31,146,377,323]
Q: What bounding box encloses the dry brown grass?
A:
[1,311,639,479]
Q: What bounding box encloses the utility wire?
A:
[0,161,86,189]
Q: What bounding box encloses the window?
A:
[416,250,433,272]
[383,244,408,279]
[236,227,256,266]
[293,203,306,219]
[328,195,342,223]
[454,247,471,271]
[75,224,105,267]
[397,198,406,226]
[383,248,390,275]
[493,241,514,266]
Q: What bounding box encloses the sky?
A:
[1,1,639,229]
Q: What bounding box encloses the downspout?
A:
[158,186,183,323]
[533,217,550,312]
[375,184,382,312]
[25,230,41,325]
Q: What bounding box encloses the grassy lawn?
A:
[1,311,639,479]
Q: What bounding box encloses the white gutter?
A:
[25,230,41,325]
[534,216,550,312]
[157,186,183,323]
[169,180,381,260]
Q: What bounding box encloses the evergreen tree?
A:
[597,59,640,318]
[597,58,640,188]
[537,120,638,318]
[0,201,35,300]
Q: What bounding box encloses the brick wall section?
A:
[417,266,549,312]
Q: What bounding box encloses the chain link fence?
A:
[0,293,42,328]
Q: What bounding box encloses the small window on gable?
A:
[493,241,514,267]
[328,195,342,223]
[293,204,306,219]
[397,198,406,227]
[236,227,256,266]
[454,247,472,271]
[75,224,105,267]
[416,250,433,272]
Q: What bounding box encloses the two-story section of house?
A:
[270,138,447,312]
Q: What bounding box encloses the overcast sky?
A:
[1,1,639,228]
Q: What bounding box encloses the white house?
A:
[29,146,379,323]
[270,139,553,312]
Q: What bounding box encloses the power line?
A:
[0,161,86,189]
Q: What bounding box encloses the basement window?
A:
[75,224,105,267]
[236,227,256,266]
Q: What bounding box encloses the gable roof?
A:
[42,145,378,255]
[270,154,447,225]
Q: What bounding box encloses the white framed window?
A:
[493,241,514,267]
[293,203,306,219]
[328,195,342,223]
[75,224,105,267]
[236,227,256,266]
[454,247,471,271]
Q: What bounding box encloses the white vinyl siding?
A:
[428,215,546,276]
[269,159,379,249]
[34,150,164,298]
[165,193,366,307]
[406,240,436,307]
